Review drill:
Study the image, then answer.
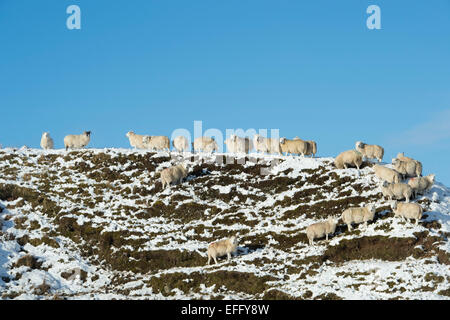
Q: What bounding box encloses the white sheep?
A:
[64,131,91,151]
[395,152,414,162]
[40,132,54,150]
[392,201,423,225]
[207,236,238,265]
[253,134,282,155]
[355,141,384,162]
[225,135,252,154]
[126,131,146,149]
[280,138,309,156]
[373,164,401,184]
[193,136,219,153]
[160,164,189,188]
[306,217,338,245]
[341,205,376,231]
[305,140,317,157]
[393,158,422,179]
[334,150,363,170]
[381,182,413,203]
[143,135,170,151]
[172,136,189,153]
[408,174,435,198]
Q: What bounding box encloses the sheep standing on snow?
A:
[143,135,170,151]
[395,152,414,162]
[280,137,309,157]
[373,164,401,184]
[126,131,146,149]
[207,236,238,265]
[306,217,338,245]
[408,174,435,198]
[381,182,413,203]
[334,150,363,170]
[225,135,252,154]
[393,158,422,179]
[355,141,384,162]
[193,136,219,153]
[40,132,54,150]
[392,201,423,225]
[341,206,376,231]
[172,136,189,153]
[160,164,189,188]
[253,134,282,155]
[64,131,91,151]
[305,140,317,157]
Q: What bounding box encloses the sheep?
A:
[334,150,363,170]
[306,217,338,245]
[393,158,422,179]
[40,132,54,150]
[279,137,308,156]
[193,136,219,153]
[207,236,238,265]
[253,134,282,155]
[355,141,384,162]
[126,131,146,149]
[292,137,317,157]
[408,174,435,198]
[160,164,189,188]
[63,131,91,151]
[143,135,170,151]
[172,136,189,153]
[392,201,423,225]
[381,182,413,203]
[305,140,317,157]
[395,152,414,162]
[225,135,252,154]
[373,164,401,184]
[341,205,376,231]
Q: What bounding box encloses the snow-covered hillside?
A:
[0,148,449,300]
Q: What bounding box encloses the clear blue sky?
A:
[1,1,449,184]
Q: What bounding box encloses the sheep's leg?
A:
[207,255,211,265]
[214,256,218,264]
[227,252,231,261]
[347,223,352,231]
[326,234,329,241]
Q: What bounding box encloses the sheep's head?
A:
[84,131,91,137]
[126,131,134,138]
[428,174,436,183]
[280,138,286,145]
[355,141,364,149]
[390,200,398,210]
[42,132,49,138]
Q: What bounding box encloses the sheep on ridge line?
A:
[172,136,189,153]
[126,131,146,149]
[393,158,422,179]
[280,137,308,156]
[143,135,170,151]
[224,135,252,154]
[306,217,338,245]
[341,205,376,231]
[160,164,189,188]
[207,236,238,265]
[253,134,282,155]
[334,150,363,170]
[355,141,384,162]
[64,131,91,151]
[40,132,54,150]
[193,136,219,153]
